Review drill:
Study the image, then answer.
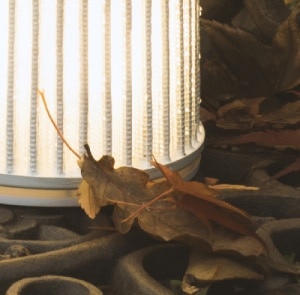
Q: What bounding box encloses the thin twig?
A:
[121,187,174,223]
[106,198,142,207]
[38,90,81,159]
[106,198,176,211]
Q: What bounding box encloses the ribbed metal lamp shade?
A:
[0,0,203,206]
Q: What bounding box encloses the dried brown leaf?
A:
[201,19,274,99]
[79,145,267,254]
[137,201,266,257]
[151,159,255,224]
[202,3,300,102]
[182,250,264,294]
[77,179,100,219]
[207,129,300,150]
[216,98,300,130]
[273,3,300,92]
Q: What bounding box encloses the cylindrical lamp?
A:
[0,0,203,206]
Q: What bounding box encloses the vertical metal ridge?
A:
[191,0,199,143]
[176,0,185,155]
[79,0,89,155]
[29,0,40,175]
[153,0,170,162]
[124,0,132,165]
[6,0,16,174]
[56,0,64,174]
[103,0,112,155]
[195,1,201,138]
[183,0,193,151]
[161,0,170,160]
[143,0,152,163]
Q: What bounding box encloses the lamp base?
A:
[0,144,203,207]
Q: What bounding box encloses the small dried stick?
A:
[38,90,81,159]
[121,187,175,223]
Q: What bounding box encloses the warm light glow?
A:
[0,0,203,205]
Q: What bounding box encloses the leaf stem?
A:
[106,199,142,207]
[38,90,81,159]
[121,187,174,223]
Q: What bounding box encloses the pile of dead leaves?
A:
[202,2,300,181]
[38,89,300,293]
[77,144,300,294]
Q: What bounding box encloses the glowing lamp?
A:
[0,0,203,206]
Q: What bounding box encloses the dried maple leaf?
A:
[177,194,268,251]
[39,90,300,294]
[40,91,257,248]
[151,159,260,238]
[78,145,267,252]
[38,90,268,253]
[79,144,159,233]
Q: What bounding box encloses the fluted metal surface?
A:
[0,0,203,198]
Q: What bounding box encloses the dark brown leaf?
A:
[182,250,264,294]
[273,3,300,92]
[215,97,300,130]
[207,129,300,150]
[201,19,274,99]
[201,3,300,102]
